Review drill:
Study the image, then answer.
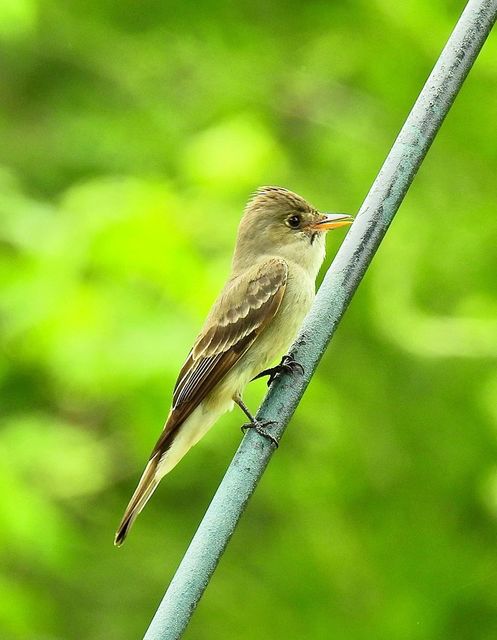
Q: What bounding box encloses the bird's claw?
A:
[279,354,305,378]
[252,354,305,387]
[241,420,279,447]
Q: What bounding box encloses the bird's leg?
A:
[251,353,305,388]
[233,394,279,448]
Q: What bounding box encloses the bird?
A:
[114,186,353,545]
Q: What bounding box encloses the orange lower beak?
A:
[311,213,354,231]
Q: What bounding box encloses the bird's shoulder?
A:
[193,257,288,359]
[228,256,288,308]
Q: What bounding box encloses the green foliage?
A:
[1,1,497,638]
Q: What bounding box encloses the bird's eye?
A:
[286,215,301,229]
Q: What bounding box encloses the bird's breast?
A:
[239,265,315,379]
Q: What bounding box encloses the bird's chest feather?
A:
[238,267,315,381]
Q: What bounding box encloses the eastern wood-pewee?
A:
[115,186,353,545]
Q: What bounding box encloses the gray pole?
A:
[144,1,497,638]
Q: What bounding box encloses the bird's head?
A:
[232,186,353,275]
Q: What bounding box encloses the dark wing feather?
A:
[151,258,288,457]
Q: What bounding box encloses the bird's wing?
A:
[151,257,288,457]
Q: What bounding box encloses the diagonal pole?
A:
[144,1,497,638]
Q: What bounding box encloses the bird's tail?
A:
[114,454,160,547]
[114,404,211,546]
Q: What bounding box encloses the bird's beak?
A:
[311,212,354,231]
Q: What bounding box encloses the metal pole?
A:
[144,1,497,638]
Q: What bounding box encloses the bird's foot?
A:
[252,354,305,387]
[241,420,279,447]
[279,354,305,378]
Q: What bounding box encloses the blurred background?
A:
[1,0,497,638]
